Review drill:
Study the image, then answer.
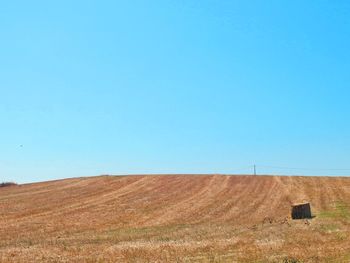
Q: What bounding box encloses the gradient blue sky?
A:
[1,1,350,183]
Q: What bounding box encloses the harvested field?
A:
[1,174,350,262]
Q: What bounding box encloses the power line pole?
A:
[254,164,256,176]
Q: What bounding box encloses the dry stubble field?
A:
[1,174,350,262]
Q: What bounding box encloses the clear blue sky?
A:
[1,1,350,183]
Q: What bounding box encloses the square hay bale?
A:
[291,202,312,219]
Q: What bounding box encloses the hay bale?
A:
[291,202,312,219]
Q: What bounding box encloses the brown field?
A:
[1,174,350,262]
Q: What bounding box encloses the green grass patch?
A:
[318,201,350,220]
[319,223,339,233]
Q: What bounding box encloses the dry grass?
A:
[1,174,350,262]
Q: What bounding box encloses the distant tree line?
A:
[0,182,17,187]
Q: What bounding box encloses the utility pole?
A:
[254,164,256,176]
